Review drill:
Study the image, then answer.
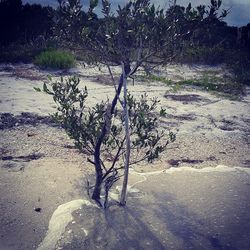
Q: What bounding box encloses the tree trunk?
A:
[91,167,103,205]
[120,64,131,206]
[91,72,124,205]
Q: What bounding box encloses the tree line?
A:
[0,0,249,51]
[0,0,54,45]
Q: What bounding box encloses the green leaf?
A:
[186,3,192,13]
[33,87,41,92]
[90,0,98,10]
[43,83,49,92]
[159,107,166,117]
[43,83,53,95]
[218,0,222,8]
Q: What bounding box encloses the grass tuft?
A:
[139,72,244,99]
[34,50,75,69]
[177,75,244,96]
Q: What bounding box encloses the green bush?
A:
[34,50,75,69]
[0,44,43,63]
[178,46,226,65]
[225,50,250,86]
[177,75,244,97]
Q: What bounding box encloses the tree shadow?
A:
[63,190,226,249]
[144,191,224,249]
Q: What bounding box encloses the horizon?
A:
[22,0,250,27]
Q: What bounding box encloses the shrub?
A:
[0,44,43,63]
[225,50,250,86]
[37,76,175,207]
[178,46,226,65]
[177,75,244,96]
[34,50,75,69]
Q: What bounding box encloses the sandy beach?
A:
[0,63,249,249]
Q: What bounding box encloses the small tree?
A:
[39,0,226,208]
[39,76,174,208]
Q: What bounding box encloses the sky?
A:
[22,0,250,27]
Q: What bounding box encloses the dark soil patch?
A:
[206,156,217,161]
[1,153,44,163]
[209,118,243,132]
[160,120,180,129]
[0,65,46,80]
[167,114,197,121]
[242,159,250,167]
[218,119,237,131]
[0,112,56,130]
[13,69,45,81]
[63,144,76,149]
[242,118,250,124]
[168,158,204,167]
[1,162,17,169]
[219,125,235,131]
[165,94,210,103]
